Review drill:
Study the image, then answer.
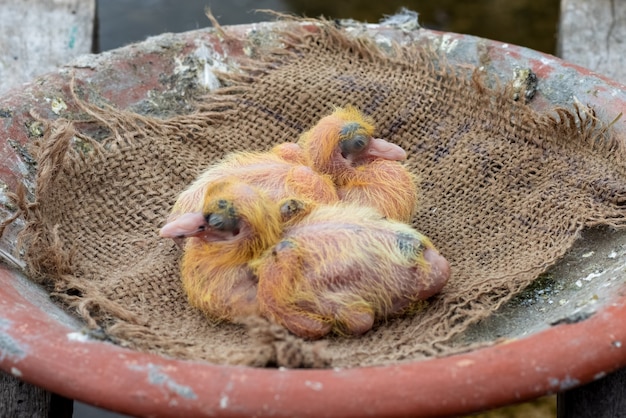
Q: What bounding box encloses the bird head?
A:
[298,106,407,177]
[160,179,283,260]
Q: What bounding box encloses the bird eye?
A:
[206,213,225,229]
[206,213,239,232]
[353,136,367,150]
[339,135,370,158]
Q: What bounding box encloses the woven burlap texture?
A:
[17,20,626,368]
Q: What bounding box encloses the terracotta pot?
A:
[1,21,626,417]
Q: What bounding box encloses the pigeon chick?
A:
[168,144,338,224]
[160,179,284,321]
[254,199,451,339]
[298,106,418,223]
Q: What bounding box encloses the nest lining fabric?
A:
[15,20,626,368]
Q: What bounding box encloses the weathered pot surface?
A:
[1,19,626,417]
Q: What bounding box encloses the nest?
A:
[11,18,626,368]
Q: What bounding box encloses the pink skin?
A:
[160,212,237,242]
[272,142,307,164]
[160,212,206,238]
[420,249,451,299]
[363,137,407,161]
[386,248,450,315]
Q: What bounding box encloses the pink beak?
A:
[365,138,407,161]
[160,212,207,238]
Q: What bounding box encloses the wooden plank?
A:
[0,1,95,415]
[556,368,626,418]
[0,0,95,94]
[558,0,626,82]
[0,371,72,417]
[557,0,626,416]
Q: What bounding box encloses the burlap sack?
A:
[14,19,626,368]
